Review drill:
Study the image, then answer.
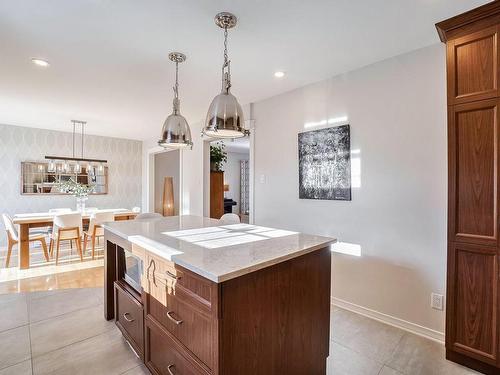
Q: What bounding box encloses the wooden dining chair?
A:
[83,211,114,260]
[1,214,49,267]
[46,208,73,240]
[49,213,83,265]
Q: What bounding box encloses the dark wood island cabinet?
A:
[103,215,334,375]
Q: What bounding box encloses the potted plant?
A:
[210,142,227,172]
[57,178,95,212]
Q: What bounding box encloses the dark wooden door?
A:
[447,26,499,105]
[447,98,500,366]
[446,243,498,365]
[448,99,499,247]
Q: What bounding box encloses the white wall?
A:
[0,123,142,247]
[154,150,180,215]
[252,44,447,334]
[223,151,249,214]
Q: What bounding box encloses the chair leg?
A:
[76,237,83,262]
[83,234,88,255]
[70,240,73,250]
[40,239,49,262]
[91,235,96,260]
[5,241,14,268]
[55,238,61,265]
[49,239,53,257]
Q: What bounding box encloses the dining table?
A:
[12,208,138,269]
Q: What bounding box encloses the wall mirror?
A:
[21,161,108,195]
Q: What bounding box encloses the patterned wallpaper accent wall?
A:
[0,123,142,247]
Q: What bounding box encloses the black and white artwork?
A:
[298,124,351,200]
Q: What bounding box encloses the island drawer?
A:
[144,280,215,369]
[114,282,144,359]
[145,252,215,311]
[145,316,209,375]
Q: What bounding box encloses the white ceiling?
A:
[0,0,490,141]
[221,137,250,153]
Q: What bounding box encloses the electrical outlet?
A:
[431,293,444,311]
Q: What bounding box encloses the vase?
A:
[76,196,88,212]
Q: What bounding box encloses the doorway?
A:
[153,150,180,215]
[203,136,253,223]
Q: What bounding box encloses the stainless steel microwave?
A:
[119,248,143,293]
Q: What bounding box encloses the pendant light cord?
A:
[222,26,231,93]
[72,121,75,159]
[174,60,179,99]
[173,60,180,114]
[81,122,84,159]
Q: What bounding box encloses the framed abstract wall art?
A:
[298,124,351,200]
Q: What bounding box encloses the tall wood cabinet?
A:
[437,2,500,373]
[210,171,224,219]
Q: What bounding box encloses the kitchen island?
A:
[103,215,335,375]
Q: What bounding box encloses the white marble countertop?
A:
[102,215,336,283]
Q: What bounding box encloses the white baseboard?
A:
[332,297,445,344]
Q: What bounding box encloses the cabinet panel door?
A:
[447,244,498,365]
[145,318,207,375]
[449,99,499,246]
[448,26,499,104]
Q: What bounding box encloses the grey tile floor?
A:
[0,288,148,375]
[0,288,481,375]
[328,307,480,375]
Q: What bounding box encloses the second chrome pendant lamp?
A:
[203,12,248,139]
[158,52,193,149]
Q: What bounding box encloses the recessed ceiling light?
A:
[31,58,50,67]
[274,71,285,78]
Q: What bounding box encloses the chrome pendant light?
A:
[203,12,248,139]
[159,52,193,149]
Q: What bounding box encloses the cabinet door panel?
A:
[448,26,499,104]
[447,244,498,364]
[449,99,499,245]
[115,282,144,358]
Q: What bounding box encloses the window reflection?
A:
[163,225,298,249]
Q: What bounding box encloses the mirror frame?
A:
[20,161,109,195]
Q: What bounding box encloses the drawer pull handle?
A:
[166,311,183,325]
[123,312,135,322]
[167,364,176,375]
[166,270,181,280]
[147,259,157,286]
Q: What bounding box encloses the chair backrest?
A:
[219,213,241,225]
[49,208,72,214]
[88,212,115,234]
[53,213,83,240]
[134,212,162,220]
[2,214,18,241]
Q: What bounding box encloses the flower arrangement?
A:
[57,178,94,198]
[210,141,227,171]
